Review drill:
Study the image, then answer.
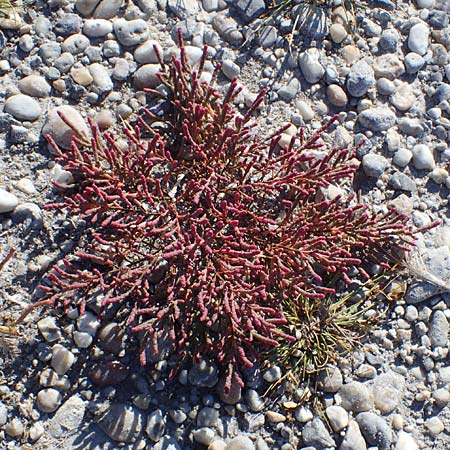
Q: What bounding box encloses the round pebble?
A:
[36,388,63,413]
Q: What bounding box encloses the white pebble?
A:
[0,188,18,213]
[36,388,62,413]
[396,431,418,450]
[51,344,75,375]
[412,144,435,171]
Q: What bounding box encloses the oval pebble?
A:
[36,388,62,413]
[0,188,18,213]
[4,94,41,121]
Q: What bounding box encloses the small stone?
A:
[298,48,325,84]
[235,0,265,22]
[412,144,435,170]
[258,25,277,48]
[330,23,347,43]
[55,13,82,36]
[0,188,18,214]
[5,418,23,437]
[396,431,418,450]
[51,344,75,375]
[52,164,74,186]
[99,404,144,442]
[36,388,63,413]
[134,39,163,64]
[133,64,160,89]
[193,428,216,446]
[379,29,399,52]
[377,78,396,96]
[222,60,241,81]
[98,322,124,354]
[373,54,405,80]
[425,417,444,436]
[302,418,335,448]
[432,388,450,407]
[29,422,45,441]
[339,382,373,413]
[18,75,51,98]
[355,364,377,379]
[168,0,201,18]
[77,311,100,336]
[356,412,392,449]
[392,414,404,430]
[341,421,366,450]
[61,34,90,54]
[317,366,343,392]
[0,402,8,425]
[295,100,314,121]
[218,376,241,405]
[42,105,90,150]
[325,405,349,431]
[73,331,93,348]
[373,371,405,414]
[197,407,219,427]
[404,52,425,73]
[430,167,449,184]
[188,358,218,387]
[399,117,424,136]
[4,94,41,121]
[93,0,122,19]
[245,389,265,412]
[358,107,396,131]
[341,44,360,64]
[263,366,281,382]
[113,18,149,46]
[89,63,113,94]
[54,52,75,73]
[37,317,62,342]
[408,22,430,56]
[390,83,416,111]
[146,409,166,442]
[327,84,348,107]
[362,153,389,178]
[83,19,113,37]
[347,60,375,97]
[295,406,313,423]
[429,310,449,348]
[393,148,413,168]
[225,436,255,450]
[266,411,286,423]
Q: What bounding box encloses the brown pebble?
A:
[89,360,129,386]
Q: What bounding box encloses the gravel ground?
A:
[0,0,450,449]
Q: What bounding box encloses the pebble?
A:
[373,371,404,414]
[412,144,435,170]
[356,412,392,449]
[408,22,430,56]
[432,388,450,407]
[0,402,7,425]
[425,416,444,436]
[92,0,122,19]
[98,322,124,354]
[222,60,241,81]
[263,366,282,382]
[266,411,286,423]
[37,317,62,342]
[330,23,347,44]
[4,94,41,121]
[197,407,219,427]
[225,436,255,450]
[405,52,425,73]
[362,154,389,178]
[42,105,90,150]
[317,366,343,392]
[377,78,396,95]
[17,74,50,98]
[146,409,166,442]
[358,107,396,131]
[133,64,161,89]
[188,358,218,387]
[397,117,424,136]
[47,395,86,439]
[0,188,18,213]
[99,404,144,442]
[245,389,265,412]
[89,360,129,386]
[325,405,349,431]
[89,62,114,94]
[295,100,315,121]
[113,18,149,46]
[341,420,366,450]
[193,428,216,446]
[51,344,76,375]
[373,54,405,80]
[390,83,416,111]
[29,423,45,441]
[134,39,163,64]
[36,388,63,413]
[5,418,24,437]
[71,66,94,86]
[429,310,449,348]
[83,19,113,37]
[298,49,325,84]
[295,406,313,423]
[327,84,348,107]
[61,34,90,54]
[55,13,82,36]
[347,60,375,97]
[55,52,75,73]
[393,148,413,168]
[339,382,374,413]
[396,431,418,450]
[302,418,335,448]
[379,29,399,52]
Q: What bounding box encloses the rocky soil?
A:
[0,0,450,449]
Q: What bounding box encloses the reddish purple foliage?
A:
[31,39,419,391]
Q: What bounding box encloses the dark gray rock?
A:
[235,0,265,22]
[302,418,335,448]
[356,412,393,450]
